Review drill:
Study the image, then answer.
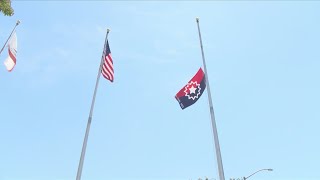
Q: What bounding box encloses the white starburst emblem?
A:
[184,81,201,100]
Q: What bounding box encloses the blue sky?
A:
[1,1,320,180]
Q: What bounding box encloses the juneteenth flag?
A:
[4,31,17,72]
[175,67,206,109]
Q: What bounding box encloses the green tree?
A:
[0,0,14,16]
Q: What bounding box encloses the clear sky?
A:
[1,1,320,180]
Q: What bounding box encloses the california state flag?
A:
[4,31,17,72]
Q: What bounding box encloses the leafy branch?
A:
[0,0,14,16]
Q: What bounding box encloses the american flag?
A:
[101,40,114,82]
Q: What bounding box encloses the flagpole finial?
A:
[196,17,199,22]
[107,28,110,33]
[16,20,21,26]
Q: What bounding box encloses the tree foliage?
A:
[0,0,14,16]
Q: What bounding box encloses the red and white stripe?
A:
[4,32,17,72]
[101,52,114,82]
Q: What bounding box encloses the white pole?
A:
[0,20,20,55]
[76,29,110,180]
[195,18,225,180]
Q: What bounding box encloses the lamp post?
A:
[243,169,273,180]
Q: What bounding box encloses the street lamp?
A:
[243,168,273,180]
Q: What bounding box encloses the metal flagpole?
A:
[76,28,110,180]
[0,20,20,55]
[195,18,225,180]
